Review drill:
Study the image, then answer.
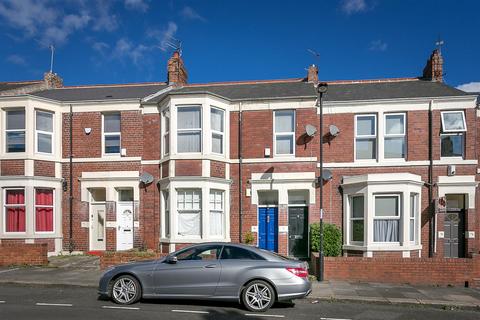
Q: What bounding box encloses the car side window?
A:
[220,246,265,260]
[176,245,222,261]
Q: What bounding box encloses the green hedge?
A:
[310,223,342,257]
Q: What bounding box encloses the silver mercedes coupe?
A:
[98,242,311,312]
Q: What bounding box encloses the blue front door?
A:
[258,207,278,252]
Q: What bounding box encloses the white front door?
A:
[90,204,106,251]
[117,202,134,251]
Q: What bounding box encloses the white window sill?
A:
[343,244,422,252]
[164,237,231,244]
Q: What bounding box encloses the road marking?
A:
[320,318,352,320]
[36,303,73,307]
[102,306,140,310]
[0,268,19,274]
[0,301,5,304]
[171,309,209,314]
[245,314,285,318]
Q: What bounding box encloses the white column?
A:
[202,185,209,239]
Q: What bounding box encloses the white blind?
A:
[178,106,201,129]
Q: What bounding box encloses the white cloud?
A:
[456,82,480,93]
[6,54,27,66]
[369,40,387,52]
[341,0,368,15]
[92,41,110,55]
[92,1,118,32]
[113,38,149,65]
[148,21,178,51]
[125,0,149,12]
[181,6,206,22]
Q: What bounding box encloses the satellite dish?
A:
[139,172,154,185]
[321,169,333,181]
[305,124,317,137]
[329,125,340,137]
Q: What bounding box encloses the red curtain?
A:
[35,189,54,232]
[6,190,25,232]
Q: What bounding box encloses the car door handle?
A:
[204,264,217,268]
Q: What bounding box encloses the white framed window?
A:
[35,188,54,233]
[274,110,295,156]
[177,106,202,153]
[5,109,26,153]
[355,114,376,160]
[441,111,467,133]
[209,190,224,236]
[373,194,400,242]
[350,195,364,244]
[4,188,26,233]
[35,110,54,154]
[162,190,170,237]
[103,113,121,155]
[177,189,201,236]
[211,107,225,154]
[162,109,170,156]
[384,113,405,159]
[410,193,419,243]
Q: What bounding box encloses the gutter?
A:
[428,99,435,257]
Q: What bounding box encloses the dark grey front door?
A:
[444,210,465,258]
[288,206,308,258]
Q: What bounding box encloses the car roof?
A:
[176,242,286,261]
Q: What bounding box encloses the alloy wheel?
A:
[244,281,274,312]
[112,277,139,304]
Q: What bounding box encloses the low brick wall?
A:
[0,244,48,266]
[100,251,167,269]
[311,252,480,287]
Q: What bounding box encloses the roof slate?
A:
[0,81,42,93]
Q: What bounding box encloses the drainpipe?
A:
[428,99,434,257]
[238,102,243,243]
[69,104,74,253]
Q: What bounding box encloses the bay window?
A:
[35,189,54,232]
[440,111,466,158]
[4,189,25,232]
[355,114,376,160]
[177,106,202,153]
[374,195,400,242]
[177,189,201,236]
[350,196,364,243]
[36,110,54,154]
[384,113,405,159]
[211,107,224,154]
[209,190,224,236]
[103,113,121,154]
[5,109,25,153]
[274,110,295,156]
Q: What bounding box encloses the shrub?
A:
[243,231,255,245]
[310,223,342,257]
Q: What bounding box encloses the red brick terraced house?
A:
[0,50,479,266]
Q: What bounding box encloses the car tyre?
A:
[110,275,141,305]
[242,280,275,312]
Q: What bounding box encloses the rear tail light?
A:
[286,267,309,278]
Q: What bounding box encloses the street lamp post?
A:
[316,82,328,282]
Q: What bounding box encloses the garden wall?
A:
[0,243,48,266]
[100,251,167,269]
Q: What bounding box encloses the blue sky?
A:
[0,0,479,91]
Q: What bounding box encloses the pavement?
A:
[1,255,479,310]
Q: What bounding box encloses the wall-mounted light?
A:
[84,127,92,135]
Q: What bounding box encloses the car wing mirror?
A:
[166,255,178,264]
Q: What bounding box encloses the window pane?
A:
[352,220,364,242]
[36,189,53,205]
[356,116,375,136]
[409,219,415,242]
[441,134,464,157]
[212,133,223,154]
[375,196,399,217]
[275,110,294,133]
[178,107,201,129]
[6,189,25,204]
[118,189,134,201]
[355,138,376,159]
[385,114,404,135]
[178,132,201,152]
[288,190,308,205]
[36,111,53,132]
[104,113,121,133]
[178,212,201,236]
[276,135,293,154]
[352,196,364,218]
[38,133,52,153]
[6,132,25,152]
[35,207,54,232]
[164,133,170,154]
[6,208,26,232]
[210,211,223,236]
[374,220,399,242]
[220,246,264,260]
[90,188,106,202]
[442,111,465,131]
[6,110,25,130]
[211,108,224,132]
[105,135,120,153]
[384,137,405,158]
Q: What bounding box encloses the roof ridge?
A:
[0,79,43,85]
[62,82,167,89]
[325,77,420,85]
[184,78,305,87]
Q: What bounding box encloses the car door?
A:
[154,245,223,297]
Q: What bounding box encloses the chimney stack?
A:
[307,64,318,83]
[167,51,188,86]
[422,49,443,82]
[43,72,63,88]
